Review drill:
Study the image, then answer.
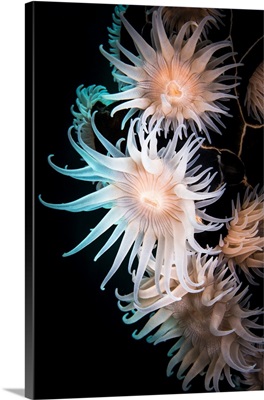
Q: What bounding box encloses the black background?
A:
[26,2,263,398]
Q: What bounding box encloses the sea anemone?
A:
[147,6,224,37]
[107,4,129,89]
[39,113,226,300]
[218,185,264,283]
[117,255,264,391]
[100,7,240,141]
[244,61,264,123]
[71,84,112,148]
[239,346,264,390]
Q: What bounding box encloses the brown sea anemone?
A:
[239,346,264,390]
[218,185,264,283]
[147,6,224,37]
[244,61,264,123]
[100,7,240,142]
[116,255,264,391]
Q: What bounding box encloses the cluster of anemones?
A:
[40,5,263,394]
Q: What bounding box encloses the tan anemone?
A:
[218,185,264,283]
[148,6,224,37]
[116,254,264,392]
[244,61,264,123]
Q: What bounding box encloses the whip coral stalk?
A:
[218,185,264,283]
[117,255,264,391]
[100,7,240,141]
[39,113,226,299]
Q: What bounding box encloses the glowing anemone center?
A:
[166,80,183,99]
[136,171,169,213]
[153,64,200,116]
[141,191,163,209]
[116,165,181,236]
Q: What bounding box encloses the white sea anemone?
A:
[100,7,240,141]
[244,61,264,123]
[39,113,226,300]
[218,185,264,283]
[117,255,264,391]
